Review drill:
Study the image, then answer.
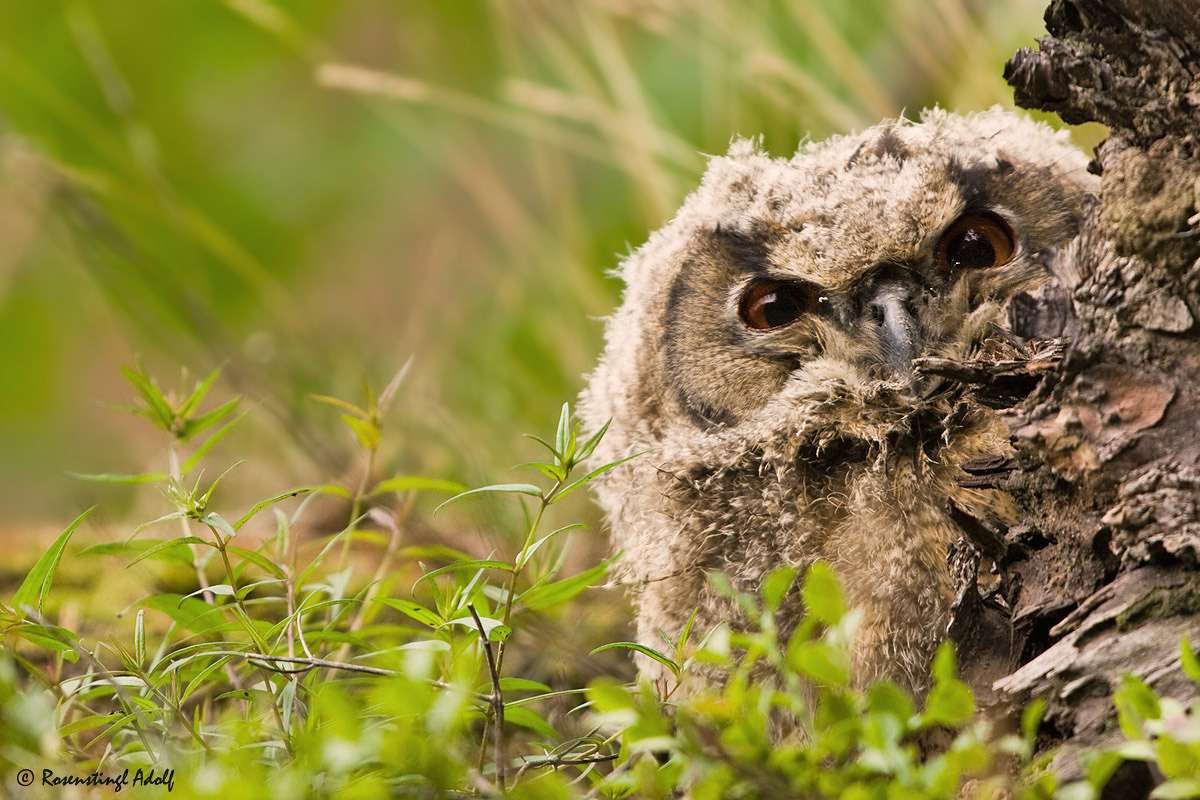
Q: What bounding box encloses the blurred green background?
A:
[0,0,1097,534]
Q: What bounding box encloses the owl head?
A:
[583,107,1094,460]
[580,109,1095,596]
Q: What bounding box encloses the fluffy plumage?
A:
[580,108,1096,692]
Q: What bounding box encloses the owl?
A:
[580,108,1096,694]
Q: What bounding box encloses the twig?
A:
[468,603,506,792]
[512,751,617,782]
[222,652,490,700]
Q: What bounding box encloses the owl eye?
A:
[738,279,821,330]
[935,212,1015,272]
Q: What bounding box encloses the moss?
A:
[1115,578,1200,631]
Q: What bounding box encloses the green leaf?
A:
[931,641,957,682]
[802,561,846,625]
[371,477,467,496]
[64,471,168,484]
[200,461,245,505]
[122,364,174,430]
[341,414,380,450]
[576,418,611,463]
[434,483,543,514]
[516,524,587,570]
[1021,697,1046,741]
[1153,780,1200,799]
[133,609,145,668]
[12,507,95,616]
[233,488,314,530]
[497,677,551,693]
[58,713,123,738]
[201,513,237,542]
[179,397,240,442]
[1182,636,1200,682]
[184,584,235,601]
[517,462,567,482]
[139,594,228,636]
[677,607,699,654]
[80,540,196,567]
[922,677,976,727]
[790,641,851,686]
[178,364,224,417]
[762,566,799,611]
[866,682,916,725]
[226,546,286,578]
[441,615,511,642]
[590,642,680,677]
[182,655,236,702]
[126,537,212,568]
[554,402,572,466]
[1117,674,1162,724]
[310,394,367,418]
[11,623,79,658]
[373,598,442,628]
[125,511,187,543]
[523,434,567,465]
[413,560,512,591]
[504,705,559,740]
[549,453,639,502]
[181,412,247,475]
[1156,736,1195,780]
[520,559,611,611]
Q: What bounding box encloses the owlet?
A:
[580,108,1095,693]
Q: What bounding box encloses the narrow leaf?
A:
[181,412,247,475]
[310,394,367,418]
[414,560,512,590]
[550,453,640,502]
[121,365,174,429]
[554,402,571,466]
[520,558,611,611]
[373,598,443,628]
[233,488,313,531]
[179,364,224,417]
[64,471,168,484]
[441,615,511,642]
[341,414,381,450]
[434,483,542,514]
[12,507,95,615]
[126,537,212,568]
[133,609,145,668]
[80,540,195,567]
[576,418,611,462]
[178,397,241,443]
[590,642,679,677]
[226,546,286,578]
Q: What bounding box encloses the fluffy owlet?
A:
[580,108,1096,693]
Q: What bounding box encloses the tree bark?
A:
[951,1,1200,794]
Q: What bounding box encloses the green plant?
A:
[3,365,1199,799]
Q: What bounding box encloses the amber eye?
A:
[935,212,1015,272]
[738,279,821,331]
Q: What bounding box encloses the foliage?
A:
[0,0,1073,522]
[1,368,1198,798]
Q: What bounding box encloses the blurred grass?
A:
[0,0,1097,530]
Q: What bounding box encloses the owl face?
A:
[586,108,1097,443]
[581,109,1097,690]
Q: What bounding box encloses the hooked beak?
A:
[869,282,921,374]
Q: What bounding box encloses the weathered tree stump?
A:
[950,1,1200,794]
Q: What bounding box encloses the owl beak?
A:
[869,282,921,374]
